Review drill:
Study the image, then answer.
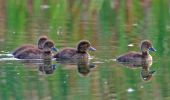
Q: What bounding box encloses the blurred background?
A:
[0,0,170,100]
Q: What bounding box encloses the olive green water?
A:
[0,0,170,100]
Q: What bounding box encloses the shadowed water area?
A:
[0,0,170,100]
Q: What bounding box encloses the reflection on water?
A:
[56,58,96,77]
[0,0,170,99]
[38,59,56,74]
[117,58,156,81]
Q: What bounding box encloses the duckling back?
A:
[12,36,48,57]
[14,48,43,59]
[13,44,44,59]
[54,47,92,59]
[54,48,79,59]
[12,45,36,55]
[116,52,142,62]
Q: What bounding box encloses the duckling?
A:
[12,36,48,55]
[14,40,57,59]
[117,40,156,62]
[53,40,96,59]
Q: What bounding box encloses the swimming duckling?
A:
[14,40,57,59]
[117,40,156,62]
[12,36,48,55]
[53,40,96,59]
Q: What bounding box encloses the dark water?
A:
[0,0,170,100]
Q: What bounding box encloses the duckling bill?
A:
[116,40,156,62]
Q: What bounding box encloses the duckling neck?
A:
[77,50,86,54]
[42,51,52,59]
[142,51,149,58]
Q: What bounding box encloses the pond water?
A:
[0,0,170,100]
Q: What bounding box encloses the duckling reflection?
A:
[38,60,57,74]
[141,68,155,81]
[117,57,155,81]
[77,60,96,76]
[56,59,96,76]
[140,60,155,81]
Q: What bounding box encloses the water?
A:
[0,0,170,100]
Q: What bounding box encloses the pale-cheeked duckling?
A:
[14,40,57,59]
[53,40,96,59]
[117,40,156,62]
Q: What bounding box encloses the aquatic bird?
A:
[116,40,156,63]
[53,40,96,59]
[14,40,57,59]
[12,36,48,55]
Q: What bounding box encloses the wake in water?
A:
[0,53,18,61]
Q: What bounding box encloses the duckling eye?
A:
[46,43,53,47]
[81,44,88,48]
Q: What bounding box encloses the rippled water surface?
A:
[0,0,170,100]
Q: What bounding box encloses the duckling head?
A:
[77,40,96,53]
[140,40,156,52]
[38,36,48,49]
[43,40,57,52]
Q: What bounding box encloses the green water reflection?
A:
[0,0,170,100]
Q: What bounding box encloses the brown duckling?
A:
[53,40,96,59]
[14,40,57,59]
[12,36,48,55]
[117,40,156,62]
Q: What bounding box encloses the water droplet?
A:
[1,79,6,83]
[66,74,69,77]
[127,88,135,93]
[41,5,50,9]
[140,85,144,88]
[110,59,117,61]
[93,61,104,64]
[132,23,138,27]
[1,51,5,53]
[128,44,134,47]
[104,81,108,84]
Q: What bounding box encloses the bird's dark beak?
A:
[149,47,156,52]
[149,70,156,75]
[88,46,96,51]
[51,47,58,52]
